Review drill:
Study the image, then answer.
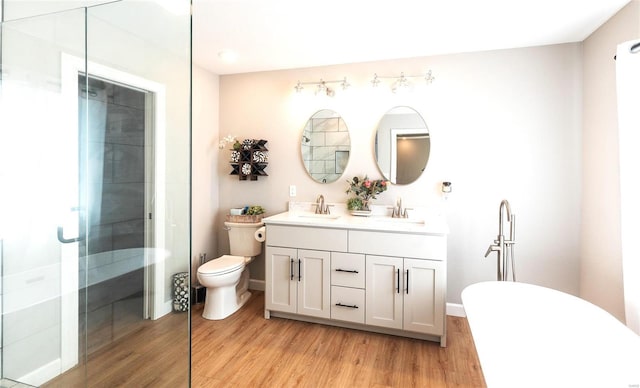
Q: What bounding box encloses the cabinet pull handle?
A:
[396,268,400,294]
[406,269,409,294]
[298,259,302,282]
[335,302,359,309]
[335,269,359,274]
[290,258,294,280]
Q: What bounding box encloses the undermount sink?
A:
[295,213,341,220]
[372,217,425,224]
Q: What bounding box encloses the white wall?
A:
[217,43,583,304]
[581,0,640,322]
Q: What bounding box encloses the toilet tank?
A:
[225,221,263,257]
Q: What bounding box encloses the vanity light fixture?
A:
[392,73,411,93]
[370,70,435,92]
[371,74,381,87]
[293,77,351,96]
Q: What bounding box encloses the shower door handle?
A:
[57,206,85,244]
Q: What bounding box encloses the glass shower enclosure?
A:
[0,1,191,386]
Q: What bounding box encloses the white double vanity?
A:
[263,207,449,346]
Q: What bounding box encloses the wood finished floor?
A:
[42,311,189,388]
[44,291,485,387]
[192,291,486,387]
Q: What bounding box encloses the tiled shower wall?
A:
[79,77,146,354]
[83,77,146,255]
[301,113,350,183]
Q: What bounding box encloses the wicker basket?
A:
[225,214,264,223]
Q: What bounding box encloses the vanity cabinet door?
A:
[297,249,331,319]
[365,255,403,330]
[265,246,297,314]
[403,258,445,335]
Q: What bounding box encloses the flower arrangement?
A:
[346,176,389,210]
[218,134,237,149]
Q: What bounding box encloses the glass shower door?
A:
[1,1,192,387]
[0,8,87,387]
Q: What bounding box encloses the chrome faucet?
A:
[313,194,332,214]
[484,199,516,281]
[392,197,411,218]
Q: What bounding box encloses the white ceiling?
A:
[192,0,632,75]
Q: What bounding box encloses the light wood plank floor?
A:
[192,291,486,387]
[43,290,484,387]
[42,311,189,388]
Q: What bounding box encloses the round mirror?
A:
[374,106,430,185]
[301,109,351,184]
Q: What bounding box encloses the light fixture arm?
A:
[293,70,434,94]
[294,77,351,94]
[370,70,435,87]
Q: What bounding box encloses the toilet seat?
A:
[198,255,245,276]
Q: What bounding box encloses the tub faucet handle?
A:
[485,243,499,258]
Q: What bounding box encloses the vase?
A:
[362,200,371,211]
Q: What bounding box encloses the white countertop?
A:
[462,281,640,388]
[262,207,449,235]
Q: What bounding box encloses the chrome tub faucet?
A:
[485,199,516,281]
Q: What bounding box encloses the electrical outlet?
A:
[289,185,296,197]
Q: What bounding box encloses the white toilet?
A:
[197,221,263,320]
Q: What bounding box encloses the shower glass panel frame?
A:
[0,1,192,386]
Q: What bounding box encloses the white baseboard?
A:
[249,279,265,291]
[18,358,60,387]
[151,300,173,320]
[446,303,466,317]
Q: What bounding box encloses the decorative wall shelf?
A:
[230,139,268,181]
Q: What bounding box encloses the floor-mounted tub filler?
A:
[484,199,516,281]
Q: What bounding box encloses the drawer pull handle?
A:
[335,269,359,274]
[298,259,302,282]
[396,268,400,294]
[290,258,294,280]
[335,302,359,309]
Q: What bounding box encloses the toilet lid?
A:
[198,255,245,275]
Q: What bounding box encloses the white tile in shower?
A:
[325,131,349,147]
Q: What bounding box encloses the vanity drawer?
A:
[348,230,446,260]
[331,252,365,288]
[267,225,348,252]
[331,286,365,324]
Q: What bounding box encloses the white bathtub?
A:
[462,281,640,388]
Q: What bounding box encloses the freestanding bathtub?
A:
[462,281,640,388]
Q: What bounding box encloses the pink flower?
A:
[381,181,387,186]
[364,180,371,188]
